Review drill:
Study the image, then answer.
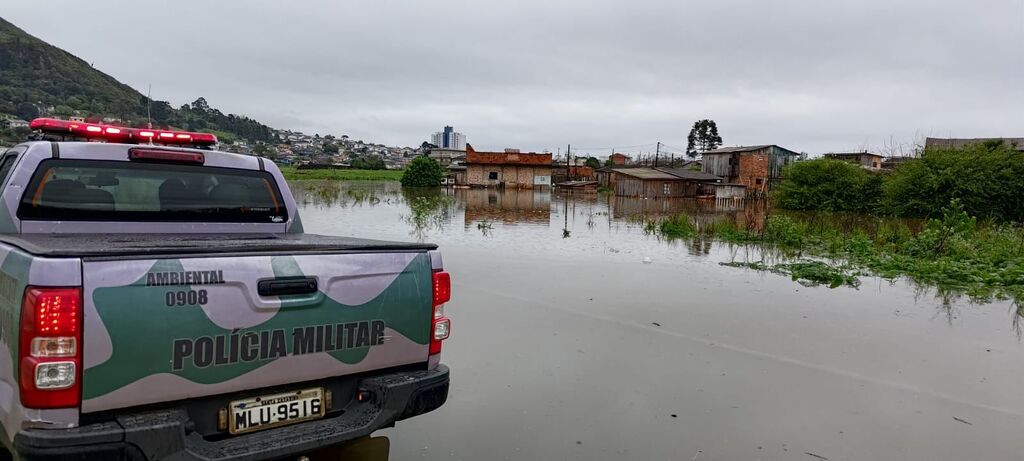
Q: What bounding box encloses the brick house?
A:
[701,145,799,194]
[465,144,552,189]
[609,153,631,165]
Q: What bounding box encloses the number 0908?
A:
[166,289,208,306]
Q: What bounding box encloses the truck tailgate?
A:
[80,251,434,413]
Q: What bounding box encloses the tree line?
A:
[776,141,1024,222]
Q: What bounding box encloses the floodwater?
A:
[292,181,1024,461]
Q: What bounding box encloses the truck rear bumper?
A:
[14,365,449,461]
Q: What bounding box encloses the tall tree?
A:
[686,119,723,158]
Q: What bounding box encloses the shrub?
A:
[401,156,444,187]
[882,143,1024,221]
[774,158,882,213]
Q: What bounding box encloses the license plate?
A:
[228,387,325,435]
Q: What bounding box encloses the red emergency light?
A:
[29,118,218,147]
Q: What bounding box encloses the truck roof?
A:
[14,141,266,171]
[0,233,437,258]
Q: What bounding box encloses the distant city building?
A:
[4,119,29,129]
[431,125,466,150]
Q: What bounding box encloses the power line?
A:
[569,142,659,151]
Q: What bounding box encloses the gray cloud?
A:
[3,0,1022,154]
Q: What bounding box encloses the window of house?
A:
[663,183,671,194]
[488,171,498,180]
[755,178,764,185]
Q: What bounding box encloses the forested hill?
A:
[0,16,274,144]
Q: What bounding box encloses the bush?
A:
[762,215,806,247]
[401,156,444,187]
[775,159,882,212]
[882,143,1024,221]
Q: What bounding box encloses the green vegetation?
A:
[686,119,722,157]
[402,190,454,240]
[644,213,697,239]
[401,157,444,187]
[349,154,386,170]
[721,260,861,289]
[777,143,1024,220]
[883,143,1024,221]
[584,156,601,169]
[0,17,273,143]
[645,203,1024,302]
[775,158,882,213]
[280,167,403,181]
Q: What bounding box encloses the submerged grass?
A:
[280,167,403,181]
[646,201,1024,302]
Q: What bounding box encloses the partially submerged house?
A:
[552,164,596,184]
[823,152,884,169]
[465,144,552,189]
[604,167,724,198]
[701,145,800,193]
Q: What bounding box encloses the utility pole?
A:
[654,142,660,168]
[567,144,572,180]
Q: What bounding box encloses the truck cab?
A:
[0,120,451,460]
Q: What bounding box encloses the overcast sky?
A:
[3,0,1023,156]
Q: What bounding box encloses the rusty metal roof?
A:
[612,168,681,180]
[702,145,799,156]
[658,168,722,181]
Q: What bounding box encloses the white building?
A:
[431,125,466,150]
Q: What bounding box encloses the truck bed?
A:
[0,233,437,258]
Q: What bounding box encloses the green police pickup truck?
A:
[0,119,452,460]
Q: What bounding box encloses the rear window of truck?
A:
[17,159,288,223]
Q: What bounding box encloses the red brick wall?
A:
[737,154,769,192]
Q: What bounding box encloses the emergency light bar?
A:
[29,118,218,147]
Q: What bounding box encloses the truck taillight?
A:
[430,271,451,355]
[19,287,82,409]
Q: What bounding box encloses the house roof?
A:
[924,137,1024,151]
[658,168,722,181]
[612,168,681,180]
[465,144,552,166]
[595,165,638,172]
[702,145,799,156]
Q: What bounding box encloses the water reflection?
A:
[463,188,550,226]
[401,189,456,240]
[288,181,1021,332]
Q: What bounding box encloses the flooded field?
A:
[292,181,1024,461]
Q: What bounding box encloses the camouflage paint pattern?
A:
[82,251,434,412]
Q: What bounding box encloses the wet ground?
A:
[292,181,1024,461]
